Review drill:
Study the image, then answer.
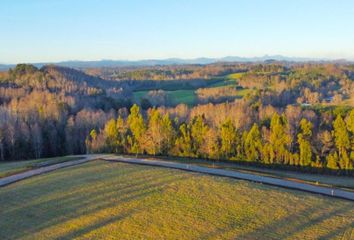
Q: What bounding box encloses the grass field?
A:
[133,85,251,106]
[208,78,237,87]
[134,156,354,190]
[0,156,84,178]
[203,73,244,88]
[0,160,353,239]
[227,72,245,79]
[132,72,251,106]
[133,89,196,106]
[167,89,196,105]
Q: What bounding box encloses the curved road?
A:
[103,155,354,201]
[1,154,353,201]
[0,154,107,187]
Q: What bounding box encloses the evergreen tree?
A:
[345,109,354,170]
[244,123,262,161]
[220,119,237,159]
[161,113,175,155]
[174,123,193,157]
[333,115,351,169]
[127,104,146,154]
[190,115,209,157]
[269,113,291,164]
[297,118,313,166]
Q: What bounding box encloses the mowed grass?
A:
[0,156,84,178]
[144,157,354,190]
[168,89,196,105]
[133,89,196,106]
[207,73,243,87]
[0,161,353,239]
[132,73,250,106]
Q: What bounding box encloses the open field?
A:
[228,72,245,79]
[167,89,196,105]
[133,89,196,106]
[0,160,353,239]
[133,84,251,106]
[208,78,237,87]
[130,155,354,190]
[208,72,245,87]
[132,73,251,106]
[0,156,84,178]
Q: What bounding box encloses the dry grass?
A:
[0,156,84,178]
[0,161,353,239]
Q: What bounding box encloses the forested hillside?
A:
[1,62,354,174]
[0,64,131,160]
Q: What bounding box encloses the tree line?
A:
[87,104,354,174]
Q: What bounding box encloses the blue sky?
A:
[1,0,354,63]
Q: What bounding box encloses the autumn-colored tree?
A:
[319,130,334,158]
[202,128,220,159]
[116,115,127,153]
[327,152,339,170]
[261,143,275,164]
[104,118,119,152]
[86,129,105,153]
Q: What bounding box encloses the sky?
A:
[1,0,354,64]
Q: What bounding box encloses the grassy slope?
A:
[0,156,84,178]
[135,156,354,190]
[0,161,353,239]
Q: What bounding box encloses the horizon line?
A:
[1,54,353,65]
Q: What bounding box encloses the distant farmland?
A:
[132,73,250,107]
[1,161,353,239]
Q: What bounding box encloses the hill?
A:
[0,160,352,239]
[0,55,343,71]
[1,62,354,175]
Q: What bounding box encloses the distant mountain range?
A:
[0,55,350,71]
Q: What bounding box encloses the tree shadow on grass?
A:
[319,224,354,240]
[1,162,353,239]
[202,200,353,240]
[0,164,187,239]
[3,167,174,215]
[53,200,156,240]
